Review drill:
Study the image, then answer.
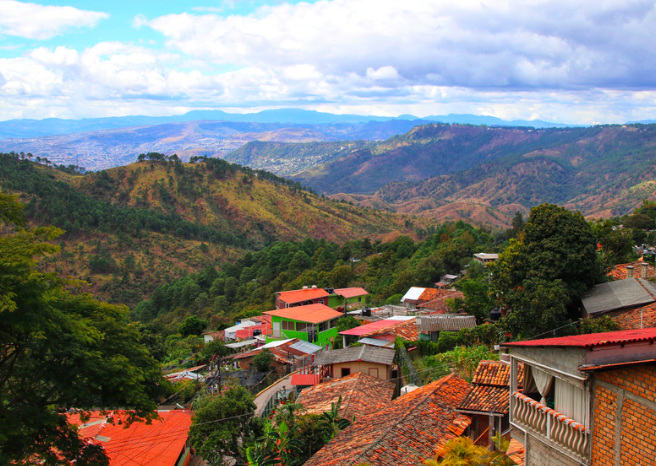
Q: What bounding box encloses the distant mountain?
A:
[0,109,572,140]
[281,123,656,226]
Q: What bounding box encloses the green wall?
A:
[268,315,338,347]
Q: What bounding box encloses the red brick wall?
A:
[591,362,656,466]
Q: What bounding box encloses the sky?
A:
[1,0,656,124]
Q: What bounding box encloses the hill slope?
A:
[0,153,417,305]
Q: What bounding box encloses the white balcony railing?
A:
[512,391,589,461]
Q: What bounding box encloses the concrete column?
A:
[627,266,634,278]
[641,262,649,278]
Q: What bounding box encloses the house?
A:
[416,289,464,313]
[313,345,395,381]
[474,252,499,265]
[264,303,343,346]
[361,316,419,342]
[608,260,656,280]
[202,330,225,343]
[68,410,193,466]
[276,286,330,308]
[456,360,524,448]
[303,374,472,466]
[338,315,414,348]
[232,338,322,375]
[503,327,656,466]
[417,314,476,341]
[326,287,369,310]
[581,276,656,329]
[224,319,259,341]
[234,315,271,340]
[296,372,395,419]
[400,287,444,309]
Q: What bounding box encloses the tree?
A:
[0,193,164,465]
[190,382,261,466]
[178,315,207,336]
[490,204,602,338]
[253,348,275,372]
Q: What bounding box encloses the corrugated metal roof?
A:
[314,345,395,366]
[339,316,411,336]
[264,303,343,323]
[289,340,322,354]
[503,327,656,348]
[401,287,425,302]
[291,373,321,386]
[357,337,395,347]
[277,288,330,304]
[582,278,656,315]
[225,339,257,348]
[334,287,368,299]
[417,314,476,333]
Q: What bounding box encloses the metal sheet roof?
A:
[503,327,656,348]
[264,303,343,323]
[581,278,656,315]
[339,316,412,336]
[357,337,395,347]
[289,340,322,354]
[225,339,257,349]
[401,287,425,302]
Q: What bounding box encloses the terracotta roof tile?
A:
[457,385,510,415]
[69,410,192,466]
[506,438,525,466]
[608,260,656,280]
[417,291,464,312]
[304,374,472,466]
[297,372,395,419]
[608,302,656,330]
[363,318,419,341]
[472,360,524,387]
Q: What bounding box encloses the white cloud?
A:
[0,0,108,40]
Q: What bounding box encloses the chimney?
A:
[627,266,634,279]
[642,262,649,279]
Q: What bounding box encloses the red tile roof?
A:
[363,318,419,341]
[472,360,524,387]
[277,288,330,304]
[264,303,343,324]
[607,302,656,330]
[297,372,395,419]
[235,323,271,339]
[608,260,656,281]
[418,288,448,301]
[457,385,510,415]
[503,327,656,348]
[334,287,369,299]
[417,291,464,312]
[69,410,192,466]
[304,374,472,466]
[507,438,525,466]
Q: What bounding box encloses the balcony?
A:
[511,391,589,462]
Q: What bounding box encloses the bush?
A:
[253,349,274,372]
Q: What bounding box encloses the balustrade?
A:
[511,391,589,461]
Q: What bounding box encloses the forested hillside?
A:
[0,152,417,306]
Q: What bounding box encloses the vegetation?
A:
[0,193,164,465]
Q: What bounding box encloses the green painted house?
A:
[264,303,344,347]
[326,287,369,310]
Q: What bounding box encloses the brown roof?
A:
[609,260,656,281]
[608,302,656,330]
[264,303,343,323]
[304,374,472,466]
[297,372,395,419]
[417,291,464,312]
[472,360,524,388]
[314,345,395,366]
[457,385,510,415]
[363,318,419,341]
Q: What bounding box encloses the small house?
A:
[313,345,395,381]
[264,303,343,347]
[275,286,330,309]
[473,253,498,266]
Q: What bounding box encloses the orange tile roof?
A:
[457,385,510,415]
[297,372,395,419]
[417,291,464,312]
[608,260,656,280]
[418,288,448,301]
[472,360,524,388]
[304,374,472,466]
[363,318,419,341]
[608,302,656,330]
[277,288,330,304]
[264,303,343,324]
[334,287,368,299]
[506,438,525,466]
[70,410,192,466]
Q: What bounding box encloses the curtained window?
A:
[555,378,589,426]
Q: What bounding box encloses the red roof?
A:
[69,410,192,466]
[334,287,368,299]
[503,327,656,348]
[340,318,407,336]
[264,303,343,324]
[291,373,321,386]
[278,288,329,304]
[235,323,271,339]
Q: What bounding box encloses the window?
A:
[318,299,324,305]
[358,297,362,302]
[282,320,295,331]
[341,368,351,377]
[296,322,309,332]
[319,321,328,332]
[330,319,338,329]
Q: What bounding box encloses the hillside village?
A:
[66,252,656,466]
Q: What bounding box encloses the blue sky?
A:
[1,0,656,124]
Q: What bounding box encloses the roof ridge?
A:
[637,277,656,300]
[339,372,361,419]
[348,374,458,465]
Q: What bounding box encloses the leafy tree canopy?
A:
[0,192,164,465]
